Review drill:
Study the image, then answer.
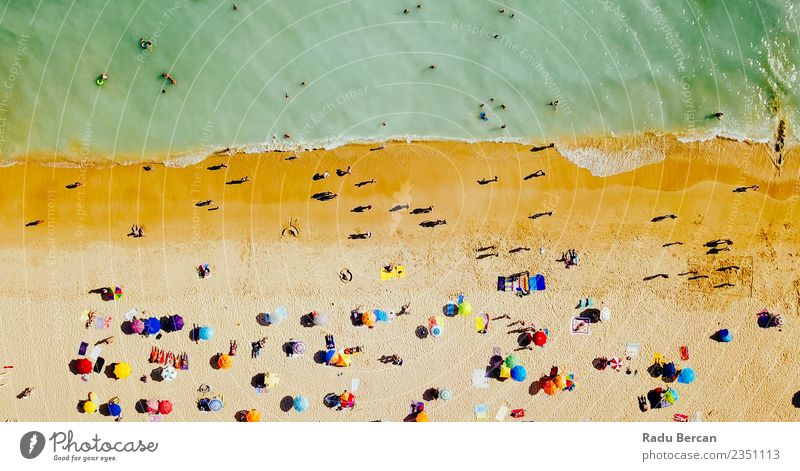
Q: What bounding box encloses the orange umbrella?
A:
[415,411,429,422]
[554,374,567,389]
[339,391,355,408]
[542,379,557,396]
[362,311,376,328]
[217,354,233,369]
[245,409,261,422]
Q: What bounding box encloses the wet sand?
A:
[1,137,799,421]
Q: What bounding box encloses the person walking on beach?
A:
[477,176,498,185]
[524,170,545,180]
[351,205,372,213]
[355,179,376,187]
[651,214,677,222]
[410,206,433,214]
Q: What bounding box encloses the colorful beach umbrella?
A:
[245,409,261,422]
[533,331,547,347]
[542,380,557,396]
[608,357,623,371]
[505,354,519,368]
[75,358,93,375]
[554,374,567,389]
[325,349,336,364]
[499,364,511,379]
[444,303,458,317]
[131,318,145,334]
[510,365,527,382]
[107,402,122,417]
[146,399,159,414]
[458,302,472,316]
[665,388,679,404]
[83,401,97,414]
[161,365,178,381]
[170,315,185,332]
[339,391,355,408]
[145,316,161,335]
[677,368,696,384]
[291,340,306,355]
[415,411,429,422]
[312,311,328,326]
[114,287,123,299]
[362,311,376,328]
[293,396,309,412]
[113,362,132,379]
[217,354,233,369]
[158,400,173,415]
[198,326,213,341]
[663,362,677,379]
[330,351,351,367]
[208,398,224,412]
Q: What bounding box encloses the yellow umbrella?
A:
[499,364,511,379]
[217,354,233,369]
[113,362,132,379]
[263,372,280,388]
[245,409,261,422]
[83,401,98,414]
[554,374,567,390]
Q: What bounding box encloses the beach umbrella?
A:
[533,331,547,347]
[458,302,472,316]
[665,388,679,404]
[113,362,132,379]
[158,400,173,415]
[170,315,185,332]
[312,312,328,326]
[677,368,696,384]
[773,315,785,327]
[75,358,93,375]
[362,311,376,328]
[268,306,288,325]
[323,393,341,408]
[208,398,224,412]
[600,307,611,322]
[499,364,511,379]
[663,362,677,379]
[439,389,452,401]
[608,357,623,371]
[325,349,336,365]
[161,365,178,381]
[217,354,233,369]
[718,329,733,342]
[339,391,355,408]
[83,401,97,414]
[415,411,429,422]
[542,380,557,396]
[198,326,213,341]
[131,318,145,334]
[332,351,351,367]
[114,287,123,299]
[510,365,527,382]
[263,372,280,388]
[245,409,261,422]
[292,340,306,355]
[145,316,161,335]
[430,324,443,338]
[146,399,159,413]
[293,396,309,412]
[444,303,458,317]
[554,374,567,389]
[504,354,519,368]
[107,402,122,417]
[386,311,396,322]
[375,309,388,322]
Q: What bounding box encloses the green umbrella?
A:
[504,354,519,368]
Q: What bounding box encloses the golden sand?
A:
[0,137,799,421]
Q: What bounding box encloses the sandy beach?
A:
[1,137,799,422]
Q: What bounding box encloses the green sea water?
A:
[0,0,797,167]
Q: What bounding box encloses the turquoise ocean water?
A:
[0,0,797,166]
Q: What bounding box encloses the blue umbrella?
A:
[663,362,677,379]
[145,317,161,335]
[208,398,223,412]
[677,368,696,384]
[510,365,527,382]
[444,303,458,317]
[198,326,213,341]
[718,329,733,342]
[107,403,122,417]
[293,396,309,412]
[375,309,388,322]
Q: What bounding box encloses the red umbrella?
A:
[158,400,173,415]
[75,358,93,374]
[533,331,547,347]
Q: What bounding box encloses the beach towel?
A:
[472,369,489,389]
[380,265,406,281]
[571,317,591,335]
[89,345,102,360]
[497,276,506,291]
[626,343,641,358]
[532,274,546,291]
[474,316,486,333]
[495,405,509,421]
[474,404,489,420]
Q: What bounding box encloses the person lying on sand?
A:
[419,219,446,228]
[25,220,45,227]
[312,191,338,201]
[312,171,330,181]
[128,224,145,238]
[410,206,432,214]
[348,231,372,240]
[161,72,177,85]
[336,166,351,176]
[66,181,82,189]
[397,303,410,316]
[509,246,530,254]
[529,211,553,220]
[477,176,498,185]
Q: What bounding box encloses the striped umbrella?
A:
[608,357,623,371]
